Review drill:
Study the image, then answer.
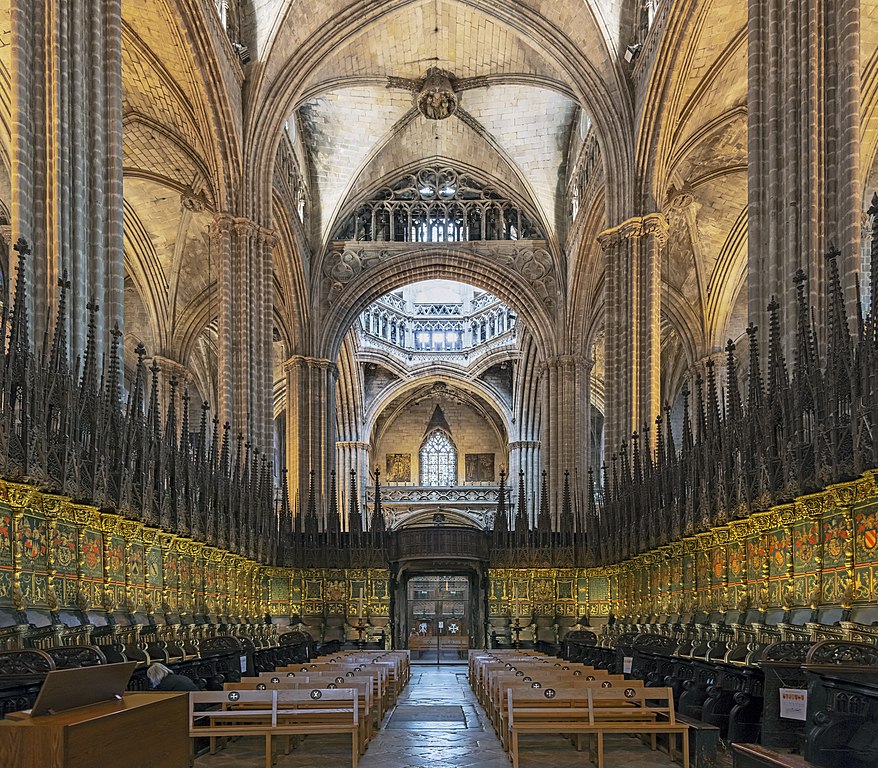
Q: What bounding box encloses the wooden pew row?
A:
[277,663,389,720]
[468,654,552,705]
[189,688,359,768]
[225,677,374,753]
[489,671,627,738]
[307,654,406,704]
[475,658,581,709]
[507,686,688,768]
[328,651,410,686]
[479,663,612,716]
[254,670,385,734]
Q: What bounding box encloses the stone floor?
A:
[194,665,722,768]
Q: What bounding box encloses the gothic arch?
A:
[315,248,560,362]
[243,0,635,229]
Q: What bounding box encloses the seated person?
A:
[147,662,198,691]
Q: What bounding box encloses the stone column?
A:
[748,0,861,352]
[336,441,370,530]
[10,0,124,360]
[598,213,667,457]
[284,356,338,528]
[211,215,275,450]
[539,355,591,528]
[507,440,540,526]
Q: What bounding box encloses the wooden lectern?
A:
[0,692,189,768]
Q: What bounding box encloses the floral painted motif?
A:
[129,545,143,582]
[533,578,554,602]
[747,539,765,575]
[0,513,11,565]
[767,532,788,572]
[107,537,124,580]
[728,544,744,578]
[712,548,725,579]
[325,580,345,601]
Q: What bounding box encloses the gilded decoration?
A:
[5,474,878,624]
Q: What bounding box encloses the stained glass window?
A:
[420,430,457,486]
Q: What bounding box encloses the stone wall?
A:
[373,395,505,485]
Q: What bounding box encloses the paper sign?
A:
[623,656,633,674]
[779,688,807,721]
[240,655,248,674]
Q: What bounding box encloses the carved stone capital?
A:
[283,355,338,378]
[209,213,235,241]
[597,212,668,251]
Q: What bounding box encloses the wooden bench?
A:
[495,676,643,751]
[188,688,358,768]
[228,675,375,749]
[279,663,389,718]
[489,669,622,733]
[507,685,688,768]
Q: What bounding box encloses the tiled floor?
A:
[194,665,717,768]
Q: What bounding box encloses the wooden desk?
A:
[0,692,188,768]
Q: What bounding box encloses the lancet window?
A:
[420,430,457,486]
[333,165,544,242]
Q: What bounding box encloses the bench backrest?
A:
[586,686,676,724]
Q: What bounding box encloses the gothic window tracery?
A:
[420,430,457,486]
[334,165,544,242]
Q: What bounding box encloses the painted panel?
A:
[19,513,48,569]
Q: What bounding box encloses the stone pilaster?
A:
[10,0,124,361]
[284,356,338,527]
[598,213,667,458]
[748,0,861,353]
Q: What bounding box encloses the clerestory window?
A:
[420,430,457,486]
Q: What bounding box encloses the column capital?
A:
[508,440,541,449]
[209,213,235,239]
[336,441,370,450]
[283,355,338,377]
[597,212,668,251]
[538,354,590,376]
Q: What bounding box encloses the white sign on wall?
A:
[623,656,633,674]
[779,688,807,721]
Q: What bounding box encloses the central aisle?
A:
[357,666,508,768]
